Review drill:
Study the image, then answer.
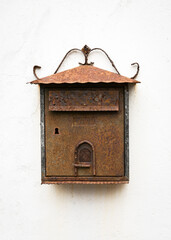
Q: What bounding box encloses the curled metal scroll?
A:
[130,62,139,79]
[33,45,140,79]
[89,47,120,75]
[54,48,83,74]
[33,65,41,80]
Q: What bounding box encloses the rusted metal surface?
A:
[41,176,129,184]
[42,176,128,181]
[49,88,119,111]
[31,65,140,84]
[39,84,130,184]
[45,86,125,178]
[42,180,129,184]
[32,45,140,80]
[74,141,96,176]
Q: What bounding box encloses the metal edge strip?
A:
[124,84,129,180]
[40,86,46,182]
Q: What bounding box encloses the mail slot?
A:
[49,89,119,111]
[30,45,140,184]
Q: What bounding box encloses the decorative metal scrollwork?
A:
[33,45,140,80]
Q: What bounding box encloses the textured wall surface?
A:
[0,0,171,239]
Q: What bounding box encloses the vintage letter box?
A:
[30,45,140,184]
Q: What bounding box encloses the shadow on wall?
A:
[51,183,127,199]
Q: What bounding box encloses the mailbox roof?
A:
[30,65,140,84]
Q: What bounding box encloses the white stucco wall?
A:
[0,0,171,239]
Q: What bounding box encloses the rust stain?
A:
[30,65,140,85]
[49,88,119,111]
[42,180,129,184]
[45,87,125,178]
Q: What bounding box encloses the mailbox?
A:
[30,45,140,184]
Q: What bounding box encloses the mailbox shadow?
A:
[52,183,127,198]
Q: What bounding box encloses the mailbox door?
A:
[44,86,125,178]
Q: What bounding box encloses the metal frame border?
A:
[124,84,129,180]
[40,86,46,182]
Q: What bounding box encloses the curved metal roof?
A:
[30,65,140,84]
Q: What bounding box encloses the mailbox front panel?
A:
[41,85,128,183]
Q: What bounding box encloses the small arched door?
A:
[74,141,95,177]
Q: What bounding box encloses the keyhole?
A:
[54,128,59,134]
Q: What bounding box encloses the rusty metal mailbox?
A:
[30,45,140,184]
